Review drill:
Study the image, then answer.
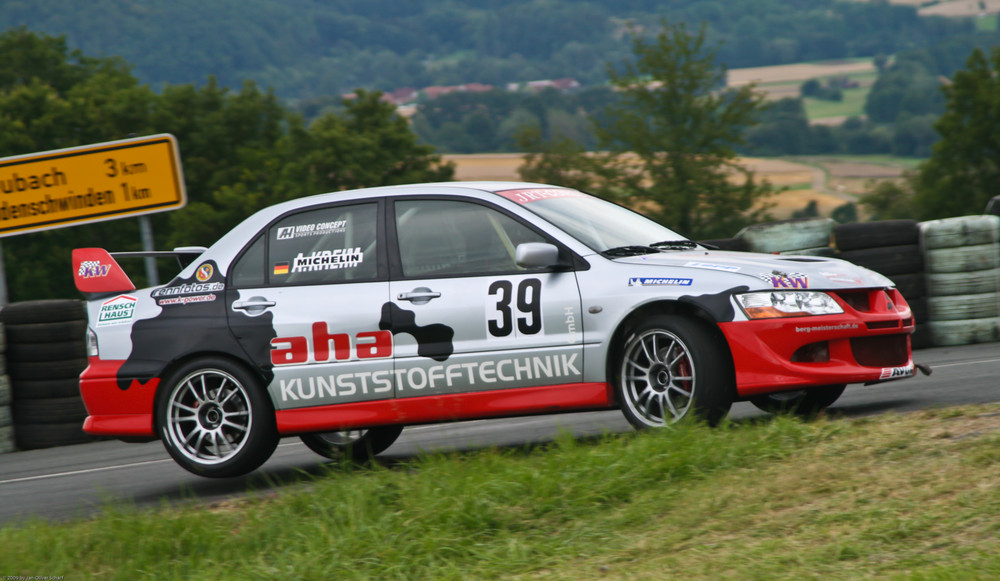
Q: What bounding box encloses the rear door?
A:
[227,200,395,411]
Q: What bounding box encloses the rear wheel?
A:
[156,358,277,478]
[300,426,403,462]
[749,385,846,417]
[615,315,733,428]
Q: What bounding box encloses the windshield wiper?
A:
[650,240,699,250]
[600,245,661,258]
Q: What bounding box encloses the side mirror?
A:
[515,242,561,268]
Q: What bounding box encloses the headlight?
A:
[736,291,844,319]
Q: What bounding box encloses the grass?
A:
[803,83,873,121]
[2,406,1000,580]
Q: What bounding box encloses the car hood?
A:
[611,249,895,290]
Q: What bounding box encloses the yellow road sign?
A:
[0,134,186,237]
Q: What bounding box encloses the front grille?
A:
[836,290,871,312]
[850,335,909,367]
[866,320,899,330]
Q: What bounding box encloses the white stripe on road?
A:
[0,425,462,486]
[929,358,1000,369]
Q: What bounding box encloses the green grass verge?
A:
[2,406,1000,580]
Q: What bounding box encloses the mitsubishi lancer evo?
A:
[73,181,918,477]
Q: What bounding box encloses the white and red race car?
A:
[73,182,918,477]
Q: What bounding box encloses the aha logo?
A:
[271,322,393,365]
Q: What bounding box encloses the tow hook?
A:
[915,362,932,376]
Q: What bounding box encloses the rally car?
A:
[73,181,918,477]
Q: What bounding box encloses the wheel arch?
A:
[151,350,274,435]
[605,300,737,407]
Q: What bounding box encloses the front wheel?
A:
[300,425,404,462]
[156,358,277,478]
[615,315,734,428]
[749,385,846,417]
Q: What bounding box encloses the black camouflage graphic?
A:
[379,302,455,362]
[116,261,276,390]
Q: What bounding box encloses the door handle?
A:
[233,297,276,314]
[397,288,441,304]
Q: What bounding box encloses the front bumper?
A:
[721,287,916,397]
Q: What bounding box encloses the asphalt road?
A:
[2,342,999,524]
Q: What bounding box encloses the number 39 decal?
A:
[488,278,542,337]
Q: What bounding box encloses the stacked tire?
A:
[919,215,1000,346]
[736,218,836,256]
[0,324,13,454]
[0,299,94,450]
[833,220,928,348]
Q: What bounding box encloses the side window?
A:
[231,235,266,288]
[269,203,378,286]
[394,199,548,277]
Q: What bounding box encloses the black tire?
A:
[0,375,10,406]
[0,405,11,427]
[13,421,95,450]
[156,358,277,478]
[12,396,88,424]
[5,320,87,344]
[919,215,1000,249]
[0,425,13,454]
[890,272,926,301]
[925,269,1000,297]
[11,378,82,400]
[838,244,923,277]
[924,244,1000,274]
[615,315,733,428]
[8,358,88,381]
[927,293,1000,321]
[6,340,88,362]
[300,426,404,462]
[833,220,918,251]
[0,300,85,325]
[749,385,846,417]
[736,218,833,254]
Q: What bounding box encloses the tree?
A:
[0,29,454,300]
[519,21,774,239]
[914,47,1000,219]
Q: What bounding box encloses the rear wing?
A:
[73,247,207,297]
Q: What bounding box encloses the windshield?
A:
[497,188,688,253]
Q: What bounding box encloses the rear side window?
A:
[268,203,378,286]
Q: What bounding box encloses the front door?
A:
[385,198,583,400]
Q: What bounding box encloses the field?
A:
[446,154,910,223]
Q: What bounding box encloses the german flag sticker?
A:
[273,262,289,275]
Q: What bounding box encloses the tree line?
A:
[3,22,1000,301]
[0,29,452,302]
[0,0,984,101]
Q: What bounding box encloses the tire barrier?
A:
[0,299,95,451]
[697,237,749,252]
[919,215,1000,347]
[832,220,930,348]
[0,327,11,455]
[736,218,834,254]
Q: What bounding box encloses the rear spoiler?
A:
[73,246,207,296]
